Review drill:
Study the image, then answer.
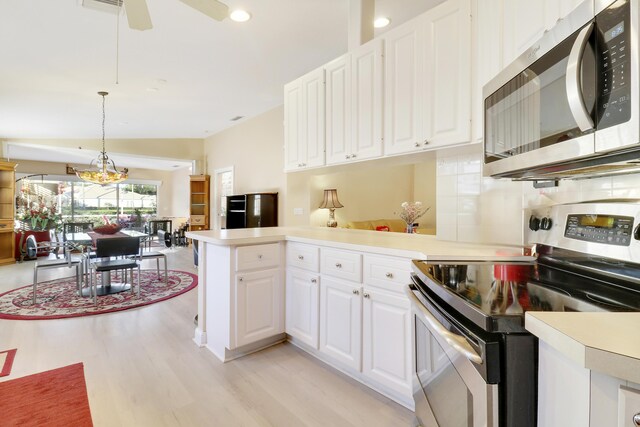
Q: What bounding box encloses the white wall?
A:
[204,106,286,226]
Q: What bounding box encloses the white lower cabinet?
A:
[319,276,363,371]
[235,268,283,348]
[286,244,414,408]
[285,268,320,349]
[537,340,640,427]
[362,288,412,397]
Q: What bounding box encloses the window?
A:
[15,178,158,230]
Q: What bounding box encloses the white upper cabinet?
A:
[325,54,352,165]
[383,18,423,155]
[350,39,384,162]
[284,67,326,171]
[472,0,504,142]
[384,0,471,156]
[421,0,471,149]
[502,0,560,66]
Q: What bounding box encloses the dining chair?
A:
[32,240,85,305]
[147,220,172,247]
[137,245,168,285]
[89,237,141,304]
[62,222,94,238]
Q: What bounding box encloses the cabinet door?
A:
[502,0,558,66]
[235,269,283,348]
[325,54,352,165]
[284,80,303,171]
[285,269,320,348]
[472,0,504,142]
[421,0,471,148]
[383,18,423,156]
[319,277,362,371]
[301,68,326,169]
[362,288,412,396]
[351,39,383,162]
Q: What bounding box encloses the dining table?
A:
[65,229,150,296]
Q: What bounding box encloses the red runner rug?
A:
[0,348,17,377]
[0,363,93,426]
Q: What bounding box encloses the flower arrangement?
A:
[16,182,63,231]
[396,201,430,233]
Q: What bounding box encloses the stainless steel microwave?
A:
[483,0,640,180]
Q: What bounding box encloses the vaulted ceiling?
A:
[0,0,440,140]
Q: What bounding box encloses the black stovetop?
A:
[411,245,640,333]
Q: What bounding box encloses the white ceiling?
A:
[0,0,441,140]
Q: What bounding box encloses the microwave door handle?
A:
[405,286,483,365]
[566,22,595,132]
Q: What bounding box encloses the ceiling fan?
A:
[123,0,229,30]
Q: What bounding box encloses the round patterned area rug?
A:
[0,270,197,320]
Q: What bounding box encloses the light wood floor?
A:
[0,246,414,426]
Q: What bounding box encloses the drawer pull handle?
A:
[352,289,359,295]
[335,263,342,268]
[311,278,317,283]
[385,272,393,278]
[239,277,244,282]
[634,413,640,426]
[0,224,6,228]
[298,255,304,260]
[258,254,263,259]
[363,293,370,299]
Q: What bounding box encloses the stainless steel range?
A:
[407,201,640,427]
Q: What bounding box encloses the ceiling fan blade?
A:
[179,0,229,21]
[124,0,153,31]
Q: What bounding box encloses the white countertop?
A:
[186,226,531,260]
[526,312,640,384]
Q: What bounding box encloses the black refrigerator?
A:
[225,193,278,229]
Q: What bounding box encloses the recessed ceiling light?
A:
[230,9,251,22]
[374,17,391,28]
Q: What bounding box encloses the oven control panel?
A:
[564,214,634,246]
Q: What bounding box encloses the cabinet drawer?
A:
[236,243,280,271]
[190,215,206,225]
[286,242,319,272]
[0,220,11,231]
[321,248,362,283]
[364,254,412,293]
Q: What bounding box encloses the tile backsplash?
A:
[437,143,640,246]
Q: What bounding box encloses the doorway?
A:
[213,167,234,229]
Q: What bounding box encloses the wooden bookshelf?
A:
[0,161,16,265]
[189,175,210,232]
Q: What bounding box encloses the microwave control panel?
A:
[597,0,631,129]
[565,214,634,246]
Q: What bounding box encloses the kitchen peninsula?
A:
[186,226,527,408]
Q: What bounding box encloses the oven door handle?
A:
[405,286,483,365]
[566,22,594,132]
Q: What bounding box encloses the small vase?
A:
[405,223,414,234]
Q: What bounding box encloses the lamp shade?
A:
[318,189,344,209]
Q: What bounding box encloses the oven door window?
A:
[484,22,596,164]
[416,317,473,427]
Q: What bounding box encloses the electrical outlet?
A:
[293,208,304,216]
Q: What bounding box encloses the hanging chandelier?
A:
[74,91,128,185]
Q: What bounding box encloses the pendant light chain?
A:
[73,91,128,185]
[101,93,106,154]
[115,0,120,84]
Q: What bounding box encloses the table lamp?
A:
[318,189,343,227]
